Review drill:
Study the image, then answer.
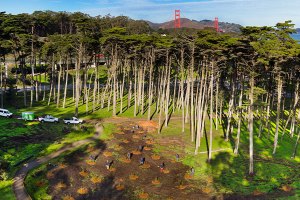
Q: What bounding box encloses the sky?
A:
[1,0,300,27]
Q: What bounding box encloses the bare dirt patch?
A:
[41,120,209,200]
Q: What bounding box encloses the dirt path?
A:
[12,131,102,200]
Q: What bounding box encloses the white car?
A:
[0,108,13,118]
[63,117,83,124]
[38,115,59,123]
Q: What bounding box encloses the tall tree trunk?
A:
[292,126,300,158]
[249,76,254,175]
[63,56,69,108]
[147,50,154,120]
[0,63,3,108]
[180,48,185,133]
[208,62,214,162]
[226,77,235,141]
[75,43,82,117]
[165,52,171,127]
[273,75,283,154]
[56,56,62,107]
[190,44,195,140]
[215,71,219,130]
[234,75,244,155]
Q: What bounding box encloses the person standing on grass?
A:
[159,162,165,172]
[175,154,180,162]
[127,152,132,160]
[138,145,143,152]
[190,167,195,176]
[139,157,145,165]
[105,160,111,169]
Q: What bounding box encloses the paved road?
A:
[12,131,101,200]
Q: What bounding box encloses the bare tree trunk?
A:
[0,63,3,108]
[56,56,62,107]
[208,62,214,162]
[48,56,55,106]
[226,78,235,141]
[53,64,57,103]
[165,53,171,127]
[63,56,69,108]
[141,64,146,115]
[120,63,126,114]
[128,78,132,109]
[134,59,138,117]
[266,93,271,138]
[292,126,300,158]
[148,50,154,120]
[273,75,283,154]
[158,63,167,134]
[215,71,219,130]
[180,48,185,133]
[195,66,207,154]
[282,81,299,138]
[72,75,75,102]
[75,43,83,117]
[249,76,254,175]
[30,25,34,107]
[112,72,117,116]
[92,65,98,112]
[234,75,244,155]
[190,44,195,140]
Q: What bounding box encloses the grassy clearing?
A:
[150,113,300,197]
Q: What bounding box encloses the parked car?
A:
[63,117,83,124]
[38,115,59,123]
[0,108,13,118]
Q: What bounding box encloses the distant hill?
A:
[296,28,300,33]
[146,18,242,33]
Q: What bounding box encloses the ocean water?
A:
[291,34,300,43]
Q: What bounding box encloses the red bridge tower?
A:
[174,10,181,29]
[214,17,219,32]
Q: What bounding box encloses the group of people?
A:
[90,124,196,177]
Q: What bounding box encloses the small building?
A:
[22,112,35,121]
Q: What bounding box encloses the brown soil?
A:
[129,174,139,181]
[144,146,152,151]
[116,184,125,191]
[54,182,67,190]
[62,195,75,200]
[151,155,161,160]
[138,120,158,133]
[103,151,113,157]
[43,120,209,200]
[79,170,88,177]
[281,185,293,192]
[152,178,161,185]
[77,187,88,195]
[139,192,149,199]
[90,176,102,184]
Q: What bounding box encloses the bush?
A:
[0,171,9,181]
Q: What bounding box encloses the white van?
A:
[0,108,13,118]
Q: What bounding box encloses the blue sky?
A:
[1,0,300,27]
